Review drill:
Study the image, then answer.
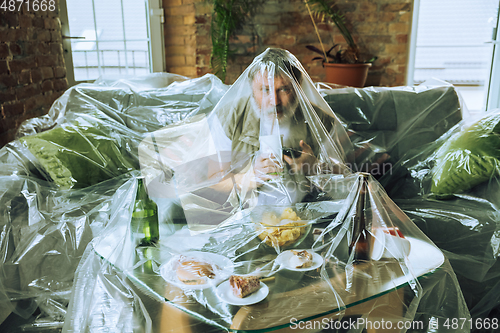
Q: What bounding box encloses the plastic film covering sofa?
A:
[0,73,229,331]
[324,83,500,327]
[380,109,500,325]
[319,82,463,172]
[0,71,477,332]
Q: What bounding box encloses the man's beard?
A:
[250,93,299,124]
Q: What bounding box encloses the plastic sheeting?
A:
[380,109,500,325]
[0,73,228,330]
[61,173,469,333]
[139,49,353,232]
[17,72,227,138]
[0,49,474,332]
[318,80,463,177]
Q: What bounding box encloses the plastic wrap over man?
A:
[209,49,352,193]
[141,48,353,230]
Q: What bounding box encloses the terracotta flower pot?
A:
[324,63,372,88]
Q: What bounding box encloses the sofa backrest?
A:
[321,85,463,164]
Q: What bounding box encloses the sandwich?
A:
[229,275,261,298]
[176,256,217,285]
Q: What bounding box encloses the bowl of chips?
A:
[252,207,312,250]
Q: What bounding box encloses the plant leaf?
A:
[325,44,339,56]
[306,45,325,55]
[210,0,264,81]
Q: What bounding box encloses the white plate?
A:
[275,250,324,271]
[216,280,269,306]
[160,251,234,290]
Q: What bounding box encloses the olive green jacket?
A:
[215,95,334,168]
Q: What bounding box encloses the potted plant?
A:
[304,0,376,87]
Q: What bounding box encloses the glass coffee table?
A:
[94,228,445,333]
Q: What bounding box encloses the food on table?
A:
[258,208,308,248]
[176,256,218,285]
[289,250,313,269]
[312,228,324,242]
[281,207,300,221]
[229,275,261,298]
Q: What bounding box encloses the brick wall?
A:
[163,0,198,77]
[0,1,67,147]
[165,0,412,86]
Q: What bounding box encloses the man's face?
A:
[251,72,298,122]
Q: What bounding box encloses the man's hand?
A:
[253,153,283,186]
[283,140,318,175]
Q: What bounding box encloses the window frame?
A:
[60,0,165,87]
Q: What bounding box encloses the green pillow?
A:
[431,113,500,196]
[20,116,138,189]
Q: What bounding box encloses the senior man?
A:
[207,48,352,205]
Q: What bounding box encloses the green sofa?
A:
[5,75,499,332]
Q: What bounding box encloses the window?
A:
[60,0,164,85]
[408,0,499,112]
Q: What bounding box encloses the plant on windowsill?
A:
[304,0,377,87]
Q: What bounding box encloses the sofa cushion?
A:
[431,112,500,196]
[19,116,139,189]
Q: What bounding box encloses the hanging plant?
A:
[210,0,262,82]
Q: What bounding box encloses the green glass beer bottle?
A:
[131,176,159,247]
